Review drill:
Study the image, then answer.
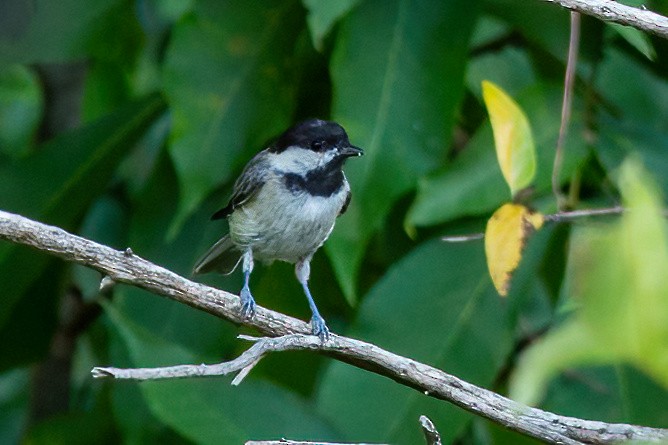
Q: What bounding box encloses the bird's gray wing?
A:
[211,151,270,220]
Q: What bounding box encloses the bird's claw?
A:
[239,287,256,320]
[240,300,256,320]
[310,315,330,342]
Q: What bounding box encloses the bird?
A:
[193,119,363,340]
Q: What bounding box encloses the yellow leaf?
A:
[485,203,544,296]
[482,81,536,197]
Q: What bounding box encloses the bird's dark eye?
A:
[310,140,326,151]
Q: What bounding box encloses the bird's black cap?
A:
[270,119,360,154]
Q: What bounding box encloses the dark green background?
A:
[0,0,667,443]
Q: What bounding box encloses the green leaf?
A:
[542,366,668,427]
[469,15,510,49]
[317,238,513,443]
[407,128,506,227]
[607,23,655,61]
[0,0,137,66]
[163,0,305,233]
[510,158,668,405]
[0,93,166,329]
[81,60,131,122]
[0,369,29,445]
[482,80,536,197]
[407,84,589,227]
[104,302,338,444]
[598,122,668,196]
[145,0,194,24]
[595,49,668,195]
[303,0,359,51]
[327,0,479,303]
[25,394,118,444]
[0,65,42,157]
[597,48,668,133]
[466,46,537,101]
[0,262,64,371]
[485,0,570,61]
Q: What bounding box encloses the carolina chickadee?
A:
[194,119,363,340]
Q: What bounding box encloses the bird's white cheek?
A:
[315,151,335,168]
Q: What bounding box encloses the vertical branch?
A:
[552,11,581,211]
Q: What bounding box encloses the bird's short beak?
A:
[340,144,364,157]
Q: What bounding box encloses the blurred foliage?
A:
[0,0,667,443]
[510,159,668,406]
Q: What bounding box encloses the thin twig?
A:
[0,210,666,445]
[544,206,624,222]
[441,233,485,243]
[441,206,627,242]
[541,0,668,39]
[92,335,273,381]
[419,415,442,445]
[552,11,580,211]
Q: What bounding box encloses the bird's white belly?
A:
[228,185,345,263]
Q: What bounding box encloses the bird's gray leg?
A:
[295,257,329,341]
[240,249,256,319]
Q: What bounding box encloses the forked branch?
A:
[0,210,666,445]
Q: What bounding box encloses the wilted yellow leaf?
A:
[485,203,544,296]
[482,81,536,197]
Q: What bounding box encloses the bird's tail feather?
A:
[193,235,242,275]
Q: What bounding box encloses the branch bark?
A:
[541,0,668,39]
[1,210,666,445]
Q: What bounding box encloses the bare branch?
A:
[1,210,666,444]
[542,0,668,39]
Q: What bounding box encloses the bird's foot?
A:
[310,314,330,342]
[239,286,256,320]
